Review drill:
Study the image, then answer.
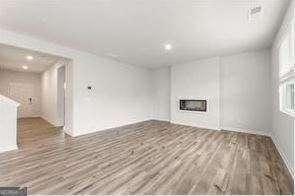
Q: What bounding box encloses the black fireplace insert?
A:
[179,100,207,112]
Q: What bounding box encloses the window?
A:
[281,80,295,113]
[279,18,295,116]
[286,83,294,110]
[279,34,292,76]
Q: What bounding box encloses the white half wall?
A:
[220,50,271,134]
[271,0,294,176]
[0,69,41,118]
[152,67,171,121]
[0,94,19,152]
[171,57,220,130]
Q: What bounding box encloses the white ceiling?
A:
[0,43,62,73]
[0,0,290,68]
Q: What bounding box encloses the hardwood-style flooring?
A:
[17,118,64,148]
[0,117,293,195]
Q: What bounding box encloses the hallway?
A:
[17,117,65,148]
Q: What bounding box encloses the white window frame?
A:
[280,79,295,117]
[279,17,295,117]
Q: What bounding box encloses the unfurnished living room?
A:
[0,0,294,195]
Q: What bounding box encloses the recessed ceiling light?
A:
[22,65,28,70]
[165,44,172,51]
[26,55,34,60]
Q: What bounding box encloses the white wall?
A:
[271,0,294,176]
[171,57,220,130]
[73,57,154,136]
[0,28,275,137]
[41,61,66,126]
[220,50,271,134]
[0,28,155,137]
[0,94,19,152]
[0,69,41,118]
[152,67,171,121]
[169,51,272,134]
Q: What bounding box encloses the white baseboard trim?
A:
[73,118,154,137]
[17,114,41,119]
[221,126,270,136]
[150,119,170,123]
[63,129,75,137]
[270,132,294,179]
[169,120,270,136]
[40,115,55,126]
[40,115,63,127]
[157,120,270,136]
[151,118,171,122]
[170,120,220,131]
[0,144,18,153]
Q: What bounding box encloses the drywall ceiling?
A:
[0,43,61,73]
[0,0,290,68]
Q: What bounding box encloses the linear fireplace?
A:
[179,100,207,112]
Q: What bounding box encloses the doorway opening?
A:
[57,65,66,129]
[0,43,73,148]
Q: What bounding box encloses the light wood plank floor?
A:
[0,117,293,195]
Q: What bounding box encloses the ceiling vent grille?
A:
[248,6,262,22]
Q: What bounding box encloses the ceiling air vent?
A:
[248,6,262,22]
